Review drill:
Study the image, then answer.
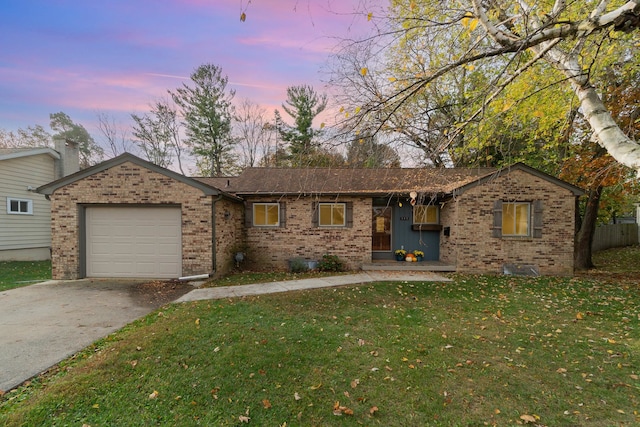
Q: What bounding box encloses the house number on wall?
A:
[400,216,410,221]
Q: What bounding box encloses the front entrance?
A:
[372,206,392,253]
[371,200,440,261]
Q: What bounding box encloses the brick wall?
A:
[244,196,372,270]
[441,169,576,276]
[213,198,245,275]
[49,162,222,279]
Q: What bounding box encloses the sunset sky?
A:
[0,0,380,136]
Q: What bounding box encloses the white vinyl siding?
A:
[86,207,182,278]
[0,154,55,251]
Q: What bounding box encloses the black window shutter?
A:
[279,202,286,228]
[311,202,319,227]
[492,200,503,238]
[533,200,543,238]
[345,202,353,228]
[245,202,253,227]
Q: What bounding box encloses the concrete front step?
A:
[361,261,456,272]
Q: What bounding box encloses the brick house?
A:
[38,153,583,279]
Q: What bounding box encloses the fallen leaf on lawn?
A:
[294,392,301,400]
[556,368,567,374]
[520,414,536,423]
[351,379,360,388]
[576,312,584,320]
[358,338,366,346]
[92,404,99,409]
[149,390,159,399]
[630,374,639,380]
[262,399,271,409]
[310,383,322,390]
[239,415,250,423]
[370,406,379,415]
[195,318,200,326]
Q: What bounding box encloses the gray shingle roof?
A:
[195,167,497,196]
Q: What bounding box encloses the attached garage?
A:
[37,153,244,280]
[85,206,182,278]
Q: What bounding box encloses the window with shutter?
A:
[249,202,282,227]
[494,200,541,238]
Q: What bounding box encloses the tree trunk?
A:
[574,186,602,270]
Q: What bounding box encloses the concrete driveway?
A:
[0,279,192,393]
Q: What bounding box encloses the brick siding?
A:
[441,169,576,276]
[244,196,372,270]
[49,162,241,279]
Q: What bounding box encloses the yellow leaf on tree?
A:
[461,12,473,27]
[388,76,397,82]
[355,106,361,114]
[320,122,325,129]
[360,67,368,76]
[367,12,373,21]
[469,19,479,31]
[240,12,246,22]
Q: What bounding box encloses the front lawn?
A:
[1,265,638,425]
[0,261,51,291]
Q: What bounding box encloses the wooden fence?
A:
[592,223,639,252]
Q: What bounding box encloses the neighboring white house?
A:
[0,138,79,261]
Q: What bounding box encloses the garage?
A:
[85,206,182,278]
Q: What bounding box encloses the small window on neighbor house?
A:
[7,198,33,215]
[319,203,346,226]
[413,205,439,224]
[502,202,530,236]
[253,203,280,226]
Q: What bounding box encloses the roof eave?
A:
[37,153,240,201]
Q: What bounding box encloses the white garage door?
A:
[86,207,182,278]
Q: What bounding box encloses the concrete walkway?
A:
[177,271,451,302]
[1,271,450,393]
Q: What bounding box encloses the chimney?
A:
[54,137,80,178]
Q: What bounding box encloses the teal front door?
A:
[392,203,439,260]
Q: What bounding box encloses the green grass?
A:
[0,260,51,291]
[591,244,640,273]
[1,248,638,426]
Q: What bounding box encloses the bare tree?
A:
[96,112,133,157]
[131,99,185,172]
[234,98,272,168]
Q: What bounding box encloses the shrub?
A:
[318,254,344,272]
[288,257,309,273]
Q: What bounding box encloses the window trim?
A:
[7,197,33,215]
[252,202,280,227]
[412,204,439,225]
[501,201,531,237]
[318,202,346,227]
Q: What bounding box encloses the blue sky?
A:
[0,0,378,135]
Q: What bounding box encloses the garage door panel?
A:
[86,207,182,278]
